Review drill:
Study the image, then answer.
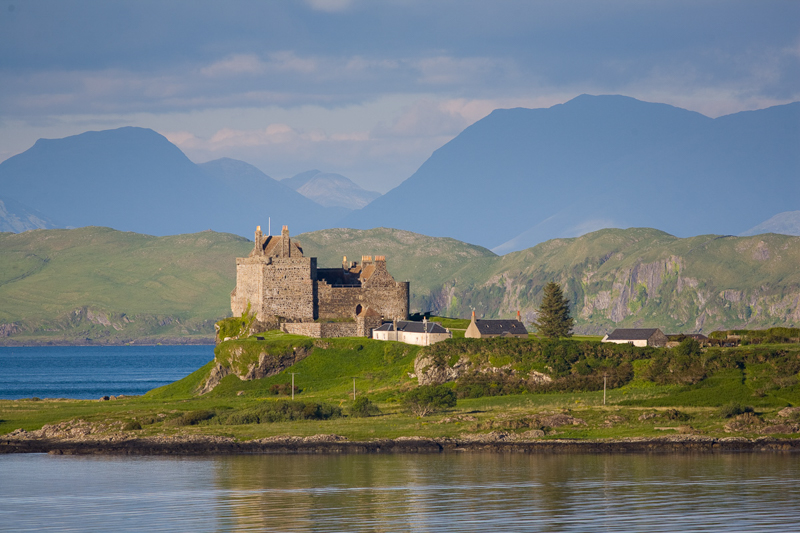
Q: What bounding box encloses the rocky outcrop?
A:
[413,354,472,385]
[0,323,19,337]
[199,343,313,394]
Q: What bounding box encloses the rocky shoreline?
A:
[3,433,799,456]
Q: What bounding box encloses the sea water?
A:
[1,453,798,532]
[0,345,214,399]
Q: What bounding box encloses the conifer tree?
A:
[534,282,574,338]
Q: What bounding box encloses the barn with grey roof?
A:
[601,328,668,347]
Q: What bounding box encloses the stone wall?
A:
[260,257,316,320]
[317,281,409,320]
[282,322,360,338]
[231,259,264,318]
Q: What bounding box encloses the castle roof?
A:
[257,234,303,257]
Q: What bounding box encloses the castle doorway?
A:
[355,304,363,316]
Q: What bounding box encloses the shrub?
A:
[164,410,216,427]
[720,402,754,419]
[645,339,707,384]
[403,385,457,417]
[219,401,342,425]
[663,409,691,421]
[269,383,300,396]
[350,396,381,417]
[123,420,142,431]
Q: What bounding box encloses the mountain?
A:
[197,157,346,233]
[282,169,381,210]
[0,129,343,237]
[426,228,800,335]
[342,95,800,252]
[0,196,59,232]
[740,211,800,237]
[1,226,798,343]
[0,227,252,344]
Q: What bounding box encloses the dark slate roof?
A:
[375,321,448,334]
[475,319,528,335]
[605,328,662,341]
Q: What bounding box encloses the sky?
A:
[1,0,798,193]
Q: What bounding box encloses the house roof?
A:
[605,328,662,341]
[475,319,528,335]
[375,321,449,334]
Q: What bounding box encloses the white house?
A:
[372,317,452,346]
[601,328,668,347]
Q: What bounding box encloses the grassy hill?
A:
[435,228,800,334]
[0,227,252,344]
[1,226,798,344]
[294,227,497,306]
[3,333,799,441]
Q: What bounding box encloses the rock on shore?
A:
[2,431,799,456]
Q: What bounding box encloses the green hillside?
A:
[3,334,799,441]
[294,227,497,304]
[1,226,798,344]
[436,229,800,334]
[0,227,251,343]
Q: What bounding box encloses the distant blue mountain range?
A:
[0,95,797,250]
[343,95,800,252]
[0,129,342,237]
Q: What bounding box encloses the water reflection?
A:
[1,453,799,532]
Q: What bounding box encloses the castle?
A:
[231,225,409,337]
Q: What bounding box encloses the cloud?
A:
[200,55,266,77]
[305,0,354,12]
[413,56,515,86]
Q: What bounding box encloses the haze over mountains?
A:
[0,129,344,237]
[0,95,797,250]
[281,170,381,210]
[344,95,800,252]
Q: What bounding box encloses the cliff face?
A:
[426,230,800,334]
[199,339,315,394]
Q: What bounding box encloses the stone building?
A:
[231,225,409,337]
[465,311,529,338]
[373,317,452,346]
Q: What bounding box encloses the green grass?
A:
[3,335,799,441]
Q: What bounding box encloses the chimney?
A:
[254,226,263,254]
[281,225,290,257]
[343,256,347,269]
[517,310,521,322]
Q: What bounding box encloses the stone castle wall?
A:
[282,322,357,338]
[281,316,383,338]
[260,257,316,320]
[232,227,409,337]
[317,281,409,320]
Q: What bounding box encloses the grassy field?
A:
[2,334,799,442]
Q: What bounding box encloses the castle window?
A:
[355,304,363,316]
